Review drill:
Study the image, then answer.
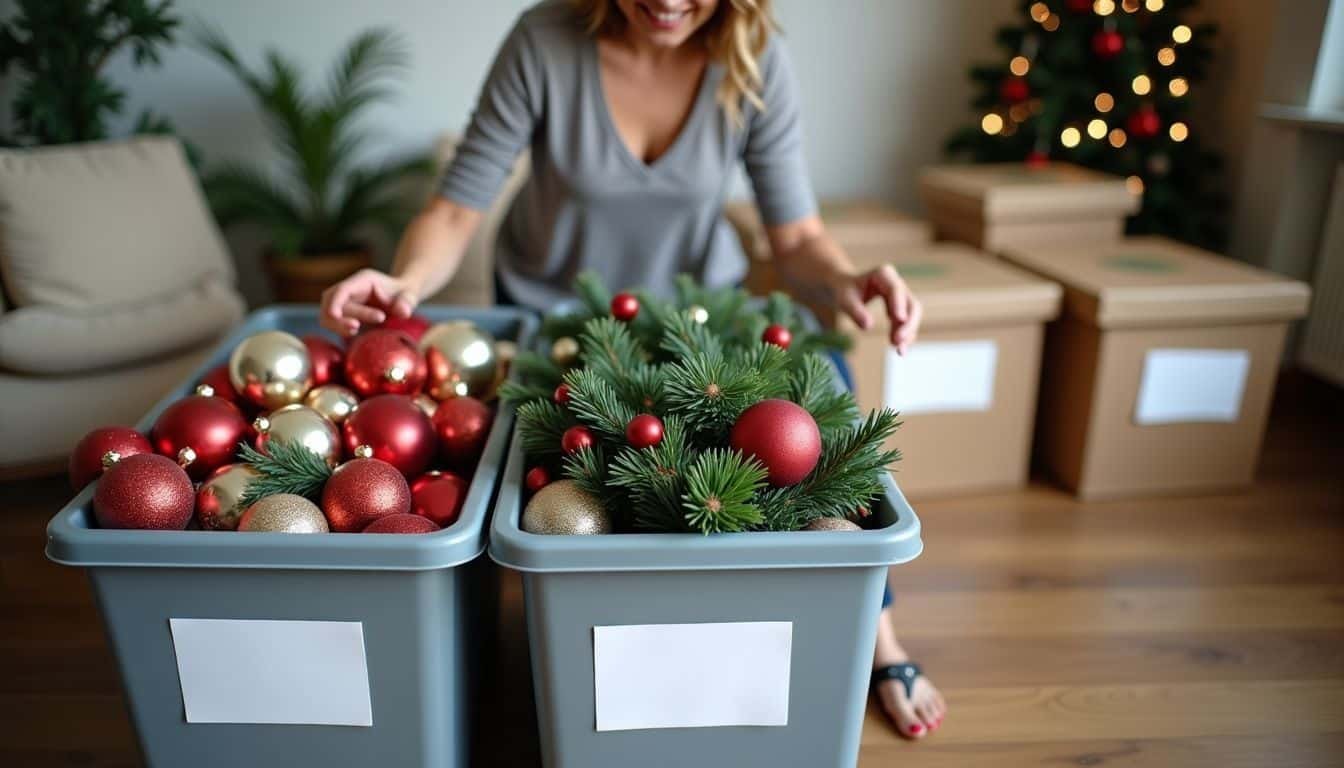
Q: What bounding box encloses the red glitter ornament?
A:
[376,314,431,343]
[553,383,571,405]
[93,453,194,530]
[411,472,469,528]
[432,396,493,467]
[999,76,1031,104]
[322,457,412,532]
[561,425,596,454]
[342,394,437,477]
[69,426,152,490]
[198,363,243,405]
[302,334,345,387]
[761,324,793,349]
[525,466,552,493]
[150,394,249,480]
[610,292,639,322]
[625,414,664,449]
[730,399,822,487]
[363,513,440,534]
[344,329,427,397]
[1091,29,1125,60]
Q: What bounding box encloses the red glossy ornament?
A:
[198,363,242,405]
[1025,150,1050,167]
[1126,106,1162,139]
[302,334,345,387]
[561,425,596,455]
[432,396,493,467]
[1092,29,1125,60]
[411,472,469,528]
[375,314,431,343]
[342,394,437,477]
[69,426,152,490]
[625,414,664,449]
[525,466,552,493]
[730,398,822,487]
[610,292,639,322]
[363,513,440,534]
[344,329,427,397]
[761,324,793,349]
[93,453,194,530]
[322,457,412,532]
[150,394,249,480]
[410,470,445,495]
[999,76,1030,104]
[553,383,571,405]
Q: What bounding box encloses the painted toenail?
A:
[909,724,923,734]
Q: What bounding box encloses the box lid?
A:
[920,162,1141,224]
[820,200,931,249]
[1000,236,1312,329]
[845,242,1062,331]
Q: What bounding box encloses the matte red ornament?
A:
[553,383,571,405]
[1091,29,1125,60]
[1025,150,1050,167]
[610,292,639,322]
[93,453,194,530]
[730,399,822,487]
[411,472,469,528]
[69,426,152,490]
[432,396,493,467]
[761,324,793,349]
[344,329,427,397]
[150,394,249,480]
[198,363,243,405]
[302,334,345,387]
[342,394,437,477]
[363,513,440,534]
[376,314,431,343]
[525,466,552,493]
[999,76,1030,104]
[625,414,664,449]
[561,425,596,455]
[1126,106,1162,139]
[322,457,412,532]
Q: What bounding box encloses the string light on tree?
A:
[1126,175,1145,195]
[1095,92,1115,112]
[1009,56,1030,76]
[1042,14,1060,31]
[1132,75,1152,95]
[1169,77,1189,97]
[1169,122,1189,142]
[982,113,1004,135]
[1087,119,1108,140]
[1093,0,1116,15]
[1109,127,1128,147]
[1122,0,1140,12]
[1009,103,1032,122]
[1157,47,1176,66]
[1172,24,1192,43]
[1029,2,1050,22]
[1060,126,1082,148]
[1146,0,1164,10]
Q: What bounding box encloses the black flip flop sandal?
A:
[871,661,923,699]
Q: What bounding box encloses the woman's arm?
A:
[767,216,922,355]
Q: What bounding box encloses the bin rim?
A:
[45,304,538,572]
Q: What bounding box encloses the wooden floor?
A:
[2,374,1342,767]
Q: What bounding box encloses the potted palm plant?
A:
[197,27,433,302]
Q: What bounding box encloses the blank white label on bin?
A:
[884,340,998,414]
[592,621,792,731]
[169,618,373,726]
[1134,348,1251,425]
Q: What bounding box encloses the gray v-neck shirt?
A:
[438,0,816,312]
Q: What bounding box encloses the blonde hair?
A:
[572,0,777,128]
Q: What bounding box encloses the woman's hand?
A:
[320,269,420,337]
[834,265,923,356]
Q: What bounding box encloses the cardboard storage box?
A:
[840,243,1061,498]
[920,163,1140,253]
[1001,236,1312,499]
[724,200,931,325]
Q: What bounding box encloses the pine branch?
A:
[662,351,770,439]
[682,448,768,534]
[516,400,573,458]
[580,316,647,382]
[574,270,612,317]
[564,368,636,440]
[608,416,690,532]
[236,440,332,508]
[659,309,723,362]
[790,353,860,437]
[561,443,629,522]
[498,380,553,404]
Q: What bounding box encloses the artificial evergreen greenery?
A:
[505,273,900,535]
[236,440,332,509]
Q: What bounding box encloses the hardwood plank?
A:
[0,694,138,752]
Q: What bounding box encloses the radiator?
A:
[1300,164,1344,386]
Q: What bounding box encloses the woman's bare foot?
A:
[872,605,946,739]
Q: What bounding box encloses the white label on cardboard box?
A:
[593,622,792,731]
[169,618,372,726]
[884,340,998,414]
[1134,348,1251,425]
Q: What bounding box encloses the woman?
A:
[321,0,945,738]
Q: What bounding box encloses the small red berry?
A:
[561,425,596,454]
[761,324,792,349]
[610,292,639,322]
[625,414,664,449]
[553,383,571,405]
[525,466,551,493]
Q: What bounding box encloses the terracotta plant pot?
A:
[265,247,373,303]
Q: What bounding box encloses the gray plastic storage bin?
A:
[46,305,536,768]
[490,436,923,768]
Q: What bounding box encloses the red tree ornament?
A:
[375,314,431,343]
[1091,29,1125,60]
[561,425,596,455]
[410,470,447,495]
[69,426,152,490]
[553,383,571,405]
[1126,105,1162,139]
[321,457,412,532]
[198,363,243,405]
[761,324,793,349]
[93,453,194,530]
[344,329,427,397]
[999,76,1031,104]
[150,395,250,480]
[363,513,440,534]
[1066,0,1092,11]
[411,472,469,528]
[730,399,822,487]
[625,414,664,449]
[525,466,552,493]
[432,396,493,467]
[610,292,639,322]
[342,394,437,477]
[1025,150,1050,167]
[302,334,345,387]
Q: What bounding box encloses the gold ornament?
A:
[237,493,329,533]
[687,304,709,325]
[493,340,518,390]
[420,321,499,401]
[352,444,374,459]
[254,405,341,467]
[304,385,360,424]
[522,479,611,535]
[228,330,313,410]
[413,394,439,419]
[550,336,580,367]
[196,464,260,531]
[195,384,216,397]
[804,517,863,532]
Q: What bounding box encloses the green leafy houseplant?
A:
[0,0,179,146]
[196,26,434,301]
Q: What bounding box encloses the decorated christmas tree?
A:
[503,273,899,535]
[945,0,1223,247]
